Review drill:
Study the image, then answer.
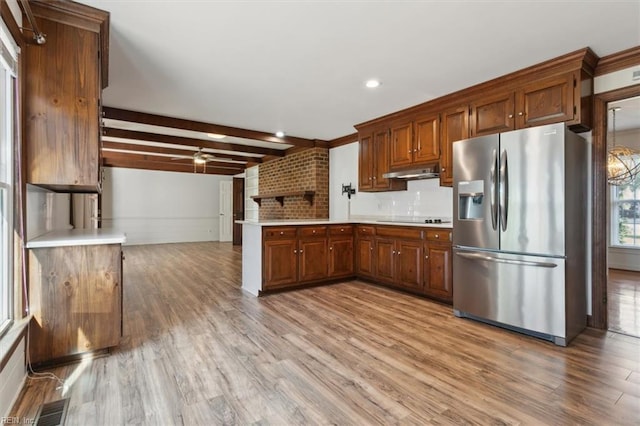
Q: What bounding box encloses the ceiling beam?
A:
[102,141,262,163]
[103,157,242,176]
[102,106,317,148]
[103,127,285,157]
[102,151,245,173]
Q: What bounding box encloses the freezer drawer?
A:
[453,248,566,341]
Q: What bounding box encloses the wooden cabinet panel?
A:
[299,238,328,282]
[329,237,354,278]
[264,227,298,239]
[373,129,392,190]
[28,244,121,365]
[356,237,375,278]
[25,9,107,192]
[390,121,413,168]
[375,238,396,284]
[516,73,574,128]
[358,133,374,191]
[424,242,453,302]
[395,240,423,291]
[329,225,353,236]
[440,106,470,187]
[470,92,515,137]
[426,229,452,242]
[413,113,440,164]
[376,226,422,240]
[263,239,297,289]
[299,226,327,238]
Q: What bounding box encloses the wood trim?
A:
[103,127,285,157]
[103,107,316,148]
[355,48,598,130]
[329,132,358,148]
[595,46,640,76]
[102,158,241,175]
[1,1,25,47]
[102,141,263,163]
[591,83,640,330]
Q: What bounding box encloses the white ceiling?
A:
[79,0,640,142]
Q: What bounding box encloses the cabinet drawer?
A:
[426,229,452,242]
[376,226,423,240]
[357,225,376,236]
[264,227,297,239]
[329,225,353,236]
[299,226,327,237]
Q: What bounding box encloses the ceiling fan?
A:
[172,147,216,172]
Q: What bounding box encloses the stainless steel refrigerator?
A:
[452,123,587,346]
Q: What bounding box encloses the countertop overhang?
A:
[26,229,127,248]
[236,218,452,229]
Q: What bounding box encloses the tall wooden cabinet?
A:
[25,1,109,193]
[440,106,470,187]
[28,243,122,366]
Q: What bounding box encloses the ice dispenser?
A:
[458,180,484,220]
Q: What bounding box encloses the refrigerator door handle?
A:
[499,149,509,231]
[455,251,558,268]
[490,149,498,230]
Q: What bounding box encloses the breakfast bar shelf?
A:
[251,190,316,207]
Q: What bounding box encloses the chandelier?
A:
[607,107,640,186]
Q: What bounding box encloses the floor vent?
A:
[34,398,69,426]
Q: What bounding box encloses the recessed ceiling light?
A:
[365,79,381,88]
[275,131,285,138]
[207,133,226,139]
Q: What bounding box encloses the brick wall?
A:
[258,147,329,220]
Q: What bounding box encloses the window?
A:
[0,23,17,336]
[611,168,640,247]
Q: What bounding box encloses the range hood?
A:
[383,166,439,180]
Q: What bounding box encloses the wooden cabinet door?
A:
[356,237,375,278]
[470,92,515,137]
[390,121,413,168]
[395,240,423,291]
[373,128,392,190]
[515,73,574,128]
[440,106,469,187]
[358,132,374,191]
[375,238,395,284]
[424,242,453,302]
[25,16,102,192]
[413,113,440,164]
[329,237,354,278]
[28,244,121,365]
[263,239,298,289]
[298,238,328,282]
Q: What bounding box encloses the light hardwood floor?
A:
[609,269,640,338]
[8,242,640,425]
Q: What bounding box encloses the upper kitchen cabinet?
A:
[25,1,110,193]
[440,106,469,187]
[357,126,407,192]
[389,113,440,169]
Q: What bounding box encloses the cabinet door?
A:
[298,238,328,282]
[470,92,515,137]
[25,17,101,192]
[329,237,354,278]
[395,240,423,291]
[440,106,469,187]
[263,239,298,289]
[375,238,396,284]
[515,73,574,128]
[413,113,440,164]
[28,244,121,365]
[358,132,374,191]
[424,242,453,302]
[373,128,392,190]
[356,237,375,278]
[390,121,413,168]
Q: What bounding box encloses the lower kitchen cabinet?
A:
[28,243,123,366]
[328,225,354,278]
[263,238,298,289]
[355,226,376,278]
[375,226,424,293]
[424,229,453,302]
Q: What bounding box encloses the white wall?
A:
[102,167,232,245]
[329,142,453,220]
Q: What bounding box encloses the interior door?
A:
[219,180,233,242]
[232,177,244,245]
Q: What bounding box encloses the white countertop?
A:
[26,228,127,248]
[237,218,452,229]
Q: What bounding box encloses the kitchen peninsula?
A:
[240,218,453,303]
[26,229,126,367]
